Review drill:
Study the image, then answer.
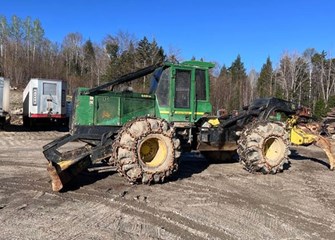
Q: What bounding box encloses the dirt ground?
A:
[0,127,335,240]
[1,90,335,239]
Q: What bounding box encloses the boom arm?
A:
[81,62,162,95]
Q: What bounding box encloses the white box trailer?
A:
[0,77,10,128]
[23,79,68,127]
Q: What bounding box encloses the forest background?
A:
[1,15,334,118]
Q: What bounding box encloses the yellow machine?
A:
[287,115,317,145]
[287,113,334,170]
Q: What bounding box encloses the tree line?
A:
[0,15,167,94]
[211,50,335,118]
[1,15,334,118]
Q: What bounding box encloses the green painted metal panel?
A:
[180,60,215,69]
[74,88,156,127]
[95,95,120,125]
[120,97,155,124]
[73,88,94,125]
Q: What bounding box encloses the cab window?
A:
[175,69,191,108]
[156,68,170,106]
[195,69,206,100]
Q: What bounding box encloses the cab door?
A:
[170,68,194,122]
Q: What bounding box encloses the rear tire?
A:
[237,121,290,173]
[112,117,180,184]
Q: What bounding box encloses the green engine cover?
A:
[73,88,155,127]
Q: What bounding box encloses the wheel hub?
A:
[139,136,168,167]
[263,137,286,167]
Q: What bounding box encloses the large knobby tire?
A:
[237,121,290,174]
[112,117,181,184]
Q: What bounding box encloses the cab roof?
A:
[164,61,215,69]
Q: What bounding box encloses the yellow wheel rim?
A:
[139,137,168,167]
[263,137,285,167]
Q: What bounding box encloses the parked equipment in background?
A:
[0,77,10,129]
[23,79,68,128]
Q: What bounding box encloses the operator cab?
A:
[152,61,214,123]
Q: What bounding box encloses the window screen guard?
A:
[175,70,191,108]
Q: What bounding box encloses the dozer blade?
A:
[43,134,115,191]
[47,155,92,192]
[43,133,96,191]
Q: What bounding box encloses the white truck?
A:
[23,79,68,127]
[0,77,10,129]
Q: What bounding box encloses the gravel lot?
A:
[0,127,335,240]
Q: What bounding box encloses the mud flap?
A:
[47,156,92,192]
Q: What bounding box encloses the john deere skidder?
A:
[43,61,334,191]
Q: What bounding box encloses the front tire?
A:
[112,117,180,184]
[237,121,290,173]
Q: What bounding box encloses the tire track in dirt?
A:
[1,131,335,239]
[48,200,172,240]
[0,160,46,169]
[0,179,234,240]
[294,171,335,221]
[0,131,66,146]
[2,157,331,240]
[163,176,334,239]
[162,180,295,239]
[115,197,233,240]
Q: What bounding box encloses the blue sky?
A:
[1,0,335,72]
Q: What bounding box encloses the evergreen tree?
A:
[119,40,137,88]
[135,37,164,91]
[228,55,247,109]
[150,39,165,64]
[83,39,96,87]
[257,57,273,97]
[314,98,327,119]
[104,36,120,81]
[136,37,151,68]
[273,71,285,99]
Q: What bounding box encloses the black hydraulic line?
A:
[218,109,262,128]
